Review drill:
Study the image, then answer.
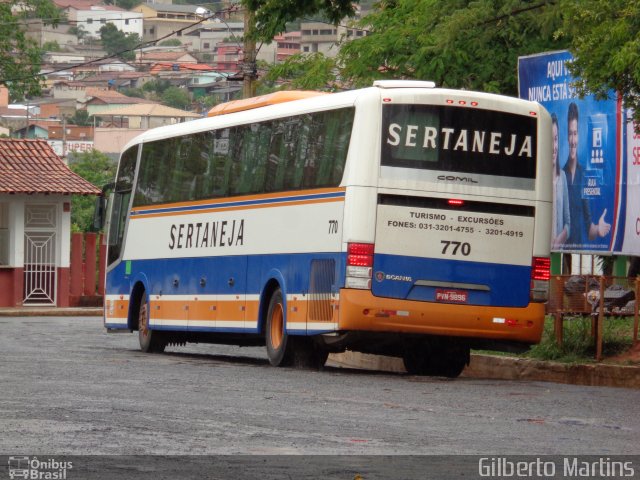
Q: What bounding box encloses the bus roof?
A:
[207,90,327,117]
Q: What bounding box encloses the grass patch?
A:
[524,315,635,363]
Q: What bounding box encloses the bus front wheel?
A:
[138,293,166,353]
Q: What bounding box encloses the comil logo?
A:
[8,457,73,479]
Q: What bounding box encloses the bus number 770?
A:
[441,240,471,256]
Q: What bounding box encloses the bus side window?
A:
[316,110,339,185]
[234,124,260,195]
[227,127,244,195]
[282,117,301,189]
[302,114,323,188]
[183,132,209,201]
[267,119,290,191]
[291,114,311,188]
[250,121,272,194]
[135,139,173,206]
[154,138,178,203]
[211,128,230,197]
[197,130,216,198]
[322,108,354,186]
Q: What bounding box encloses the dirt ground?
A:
[606,341,640,364]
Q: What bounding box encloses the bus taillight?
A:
[346,243,374,289]
[532,257,550,280]
[530,256,550,302]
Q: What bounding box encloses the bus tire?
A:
[402,343,431,376]
[265,288,294,367]
[138,293,166,353]
[429,340,469,378]
[292,338,329,370]
[403,340,469,378]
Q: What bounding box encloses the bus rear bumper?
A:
[338,289,545,344]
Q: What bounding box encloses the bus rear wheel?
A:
[265,288,294,367]
[402,339,469,378]
[138,293,166,353]
[265,288,328,369]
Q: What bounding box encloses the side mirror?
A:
[92,195,107,232]
[92,182,115,232]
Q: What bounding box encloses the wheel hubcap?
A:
[270,303,284,349]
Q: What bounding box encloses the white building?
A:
[65,4,143,39]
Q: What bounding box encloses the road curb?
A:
[328,351,640,389]
[0,308,102,317]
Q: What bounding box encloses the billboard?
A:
[619,111,640,255]
[518,50,622,254]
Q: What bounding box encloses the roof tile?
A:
[0,139,101,196]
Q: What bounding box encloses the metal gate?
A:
[23,205,57,305]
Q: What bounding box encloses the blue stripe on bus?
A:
[130,191,346,217]
[106,252,345,295]
[105,252,532,331]
[107,252,531,304]
[372,253,531,307]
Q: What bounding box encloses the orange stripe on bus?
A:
[132,196,344,220]
[105,299,130,321]
[107,296,339,327]
[130,187,346,214]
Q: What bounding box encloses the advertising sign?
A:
[619,110,640,255]
[47,140,94,158]
[518,50,621,253]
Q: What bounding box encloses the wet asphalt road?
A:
[0,316,638,464]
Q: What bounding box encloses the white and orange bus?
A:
[102,80,552,377]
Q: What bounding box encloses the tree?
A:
[120,87,145,99]
[67,110,92,127]
[67,150,117,232]
[68,25,87,44]
[159,39,183,47]
[262,53,339,91]
[0,0,62,100]
[99,23,140,61]
[42,40,61,52]
[559,0,640,125]
[338,0,569,95]
[243,0,357,41]
[142,78,172,96]
[161,86,191,109]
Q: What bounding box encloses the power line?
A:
[9,13,244,27]
[0,7,236,86]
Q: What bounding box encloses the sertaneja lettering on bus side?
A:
[168,219,245,250]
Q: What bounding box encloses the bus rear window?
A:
[381,104,537,179]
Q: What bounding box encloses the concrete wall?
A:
[94,128,146,154]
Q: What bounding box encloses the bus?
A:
[102,80,552,377]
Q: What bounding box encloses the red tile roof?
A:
[149,62,214,74]
[0,139,101,195]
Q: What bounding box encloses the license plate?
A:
[435,289,468,303]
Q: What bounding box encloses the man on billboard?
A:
[563,102,611,246]
[552,113,570,249]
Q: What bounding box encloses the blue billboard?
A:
[518,50,622,254]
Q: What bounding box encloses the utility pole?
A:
[242,7,257,99]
